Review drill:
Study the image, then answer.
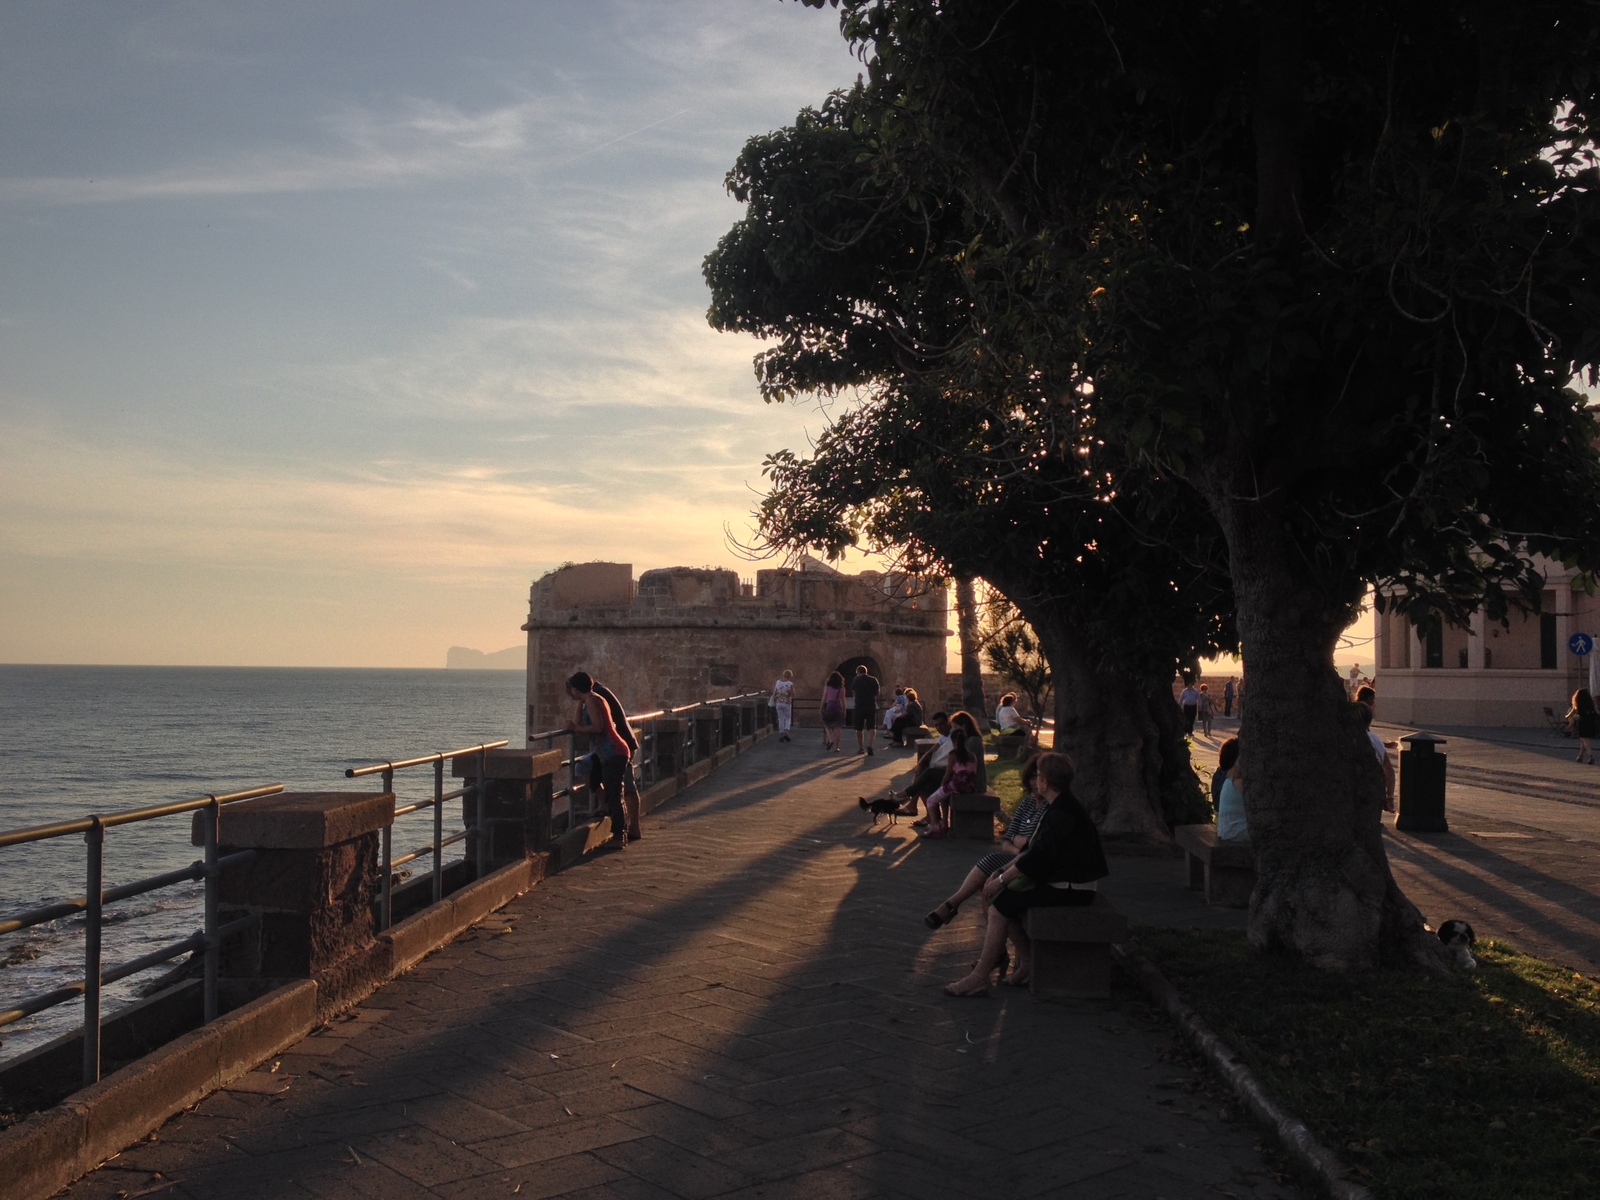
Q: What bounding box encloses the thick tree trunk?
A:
[955,575,987,718]
[1214,493,1448,970]
[1018,602,1195,841]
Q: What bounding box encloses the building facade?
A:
[1374,559,1595,726]
[522,560,950,738]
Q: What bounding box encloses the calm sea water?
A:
[0,665,526,1064]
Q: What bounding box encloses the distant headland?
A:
[444,645,524,670]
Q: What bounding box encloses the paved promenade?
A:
[67,738,1298,1200]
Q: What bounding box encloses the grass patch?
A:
[1133,928,1600,1200]
[987,758,1024,817]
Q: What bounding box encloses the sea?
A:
[0,664,527,1066]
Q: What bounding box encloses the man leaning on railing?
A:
[564,671,643,847]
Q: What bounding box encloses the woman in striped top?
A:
[923,753,1048,929]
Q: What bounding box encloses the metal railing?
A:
[530,691,772,827]
[344,741,509,931]
[0,784,283,1087]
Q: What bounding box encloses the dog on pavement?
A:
[859,794,902,825]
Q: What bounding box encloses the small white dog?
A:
[1437,919,1477,970]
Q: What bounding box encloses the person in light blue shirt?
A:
[1216,750,1249,841]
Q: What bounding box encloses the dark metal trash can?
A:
[1396,732,1448,832]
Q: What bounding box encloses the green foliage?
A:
[1135,929,1600,1199]
[977,598,1051,720]
[706,86,1237,685]
[812,0,1600,628]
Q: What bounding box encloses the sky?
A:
[0,1,872,666]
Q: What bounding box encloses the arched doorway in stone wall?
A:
[833,654,883,726]
[832,654,882,683]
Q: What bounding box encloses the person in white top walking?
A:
[772,669,796,742]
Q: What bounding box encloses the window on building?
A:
[1541,612,1558,670]
[1425,624,1443,669]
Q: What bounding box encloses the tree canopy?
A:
[718,0,1600,967]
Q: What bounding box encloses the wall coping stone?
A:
[196,791,395,849]
[451,747,563,780]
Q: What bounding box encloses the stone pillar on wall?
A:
[452,748,564,870]
[649,718,686,780]
[689,710,718,760]
[205,791,394,1007]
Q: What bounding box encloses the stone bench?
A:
[1173,823,1256,908]
[1025,894,1128,999]
[948,791,1001,840]
[993,732,1033,760]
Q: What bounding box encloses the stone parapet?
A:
[200,791,393,850]
[450,748,562,869]
[201,792,392,1002]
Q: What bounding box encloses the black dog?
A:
[859,795,901,825]
[1437,918,1477,970]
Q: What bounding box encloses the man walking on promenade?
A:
[851,664,881,756]
[1179,679,1201,735]
[1223,677,1235,717]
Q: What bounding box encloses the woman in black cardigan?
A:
[943,751,1108,997]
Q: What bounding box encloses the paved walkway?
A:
[67,739,1298,1200]
[1191,716,1600,975]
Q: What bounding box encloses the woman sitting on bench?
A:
[917,731,982,838]
[943,751,1108,996]
[1216,745,1249,841]
[888,688,925,746]
[994,693,1026,736]
[924,753,1046,928]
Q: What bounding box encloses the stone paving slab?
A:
[63,737,1301,1200]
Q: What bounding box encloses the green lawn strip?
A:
[1132,928,1600,1200]
[987,759,1024,817]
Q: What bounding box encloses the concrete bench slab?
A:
[1173,823,1256,908]
[948,792,1001,841]
[1025,893,1128,999]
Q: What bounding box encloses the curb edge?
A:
[1112,943,1378,1200]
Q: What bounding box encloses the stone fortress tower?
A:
[522,560,949,738]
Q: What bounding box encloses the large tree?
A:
[787,0,1600,968]
[706,94,1233,837]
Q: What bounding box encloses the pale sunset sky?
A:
[0,2,877,667]
[0,3,1374,671]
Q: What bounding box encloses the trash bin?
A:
[1395,732,1448,832]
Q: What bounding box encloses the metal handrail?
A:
[345,741,509,930]
[529,691,773,823]
[344,740,510,780]
[0,784,285,848]
[0,783,284,1087]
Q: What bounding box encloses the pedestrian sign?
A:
[1571,632,1594,657]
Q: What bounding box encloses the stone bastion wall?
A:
[521,561,950,737]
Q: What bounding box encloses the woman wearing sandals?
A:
[924,753,1047,929]
[943,751,1108,996]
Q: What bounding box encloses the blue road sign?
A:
[1571,632,1594,657]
